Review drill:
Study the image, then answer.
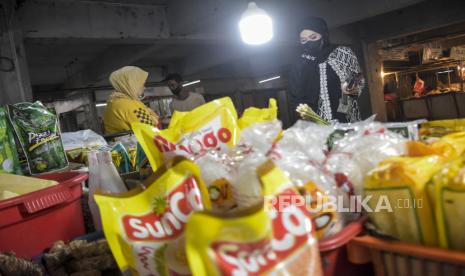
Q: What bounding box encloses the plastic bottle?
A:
[97,151,128,194]
[87,151,102,230]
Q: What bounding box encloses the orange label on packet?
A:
[95,158,211,276]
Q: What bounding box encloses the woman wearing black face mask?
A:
[288,17,365,124]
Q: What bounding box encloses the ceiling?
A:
[9,0,434,91]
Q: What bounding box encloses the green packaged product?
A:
[0,107,22,174]
[7,101,68,175]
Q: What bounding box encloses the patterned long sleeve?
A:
[327,46,365,96]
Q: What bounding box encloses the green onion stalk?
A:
[296,104,330,126]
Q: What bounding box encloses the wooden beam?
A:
[0,30,33,104]
[17,0,169,40]
[358,0,465,42]
[363,41,387,122]
[63,44,163,88]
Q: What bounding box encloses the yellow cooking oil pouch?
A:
[238,98,278,129]
[407,133,465,213]
[407,133,465,159]
[185,161,322,276]
[186,205,275,276]
[364,155,446,246]
[94,157,211,276]
[433,156,465,250]
[168,110,188,130]
[420,119,465,140]
[132,97,240,171]
[438,132,465,159]
[257,161,322,275]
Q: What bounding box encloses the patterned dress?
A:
[290,46,365,123]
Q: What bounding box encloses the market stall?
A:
[3,0,465,275]
[380,24,465,121]
[2,95,465,276]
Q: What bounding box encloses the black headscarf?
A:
[297,16,335,62]
[288,17,337,123]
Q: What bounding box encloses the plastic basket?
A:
[0,172,88,258]
[319,216,373,276]
[347,235,465,276]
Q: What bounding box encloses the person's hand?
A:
[341,82,359,95]
[342,73,363,96]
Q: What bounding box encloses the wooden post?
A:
[0,30,33,105]
[362,42,387,122]
[461,61,464,92]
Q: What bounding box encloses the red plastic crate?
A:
[0,172,88,258]
[319,216,373,276]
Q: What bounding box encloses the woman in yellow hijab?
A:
[103,66,159,134]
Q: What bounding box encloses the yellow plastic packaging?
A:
[185,161,322,276]
[256,161,322,274]
[133,97,240,171]
[297,180,342,239]
[133,97,280,173]
[438,132,465,159]
[433,156,465,250]
[186,205,271,276]
[238,98,278,129]
[0,174,58,200]
[95,158,211,276]
[167,110,188,130]
[364,155,446,246]
[420,119,465,140]
[406,133,465,222]
[407,132,465,158]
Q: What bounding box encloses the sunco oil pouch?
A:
[95,158,211,276]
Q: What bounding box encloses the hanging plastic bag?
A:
[413,74,426,97]
[95,158,211,276]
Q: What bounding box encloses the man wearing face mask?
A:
[165,73,206,112]
[288,17,365,123]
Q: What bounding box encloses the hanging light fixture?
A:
[239,2,273,45]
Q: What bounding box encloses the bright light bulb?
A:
[239,2,273,45]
